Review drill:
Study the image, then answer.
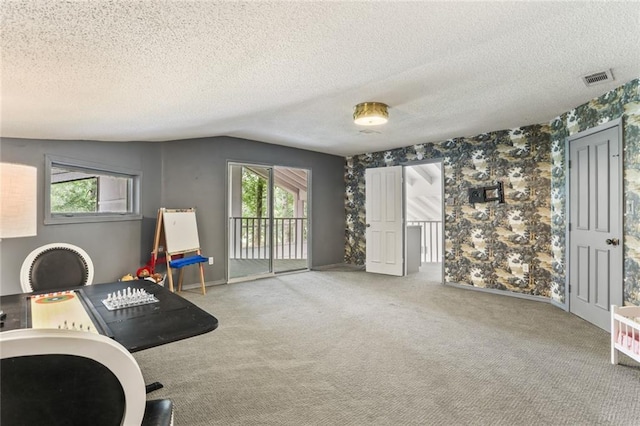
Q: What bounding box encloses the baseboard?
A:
[550,298,568,311]
[274,268,310,276]
[226,273,275,284]
[311,263,365,272]
[444,281,551,304]
[179,279,226,291]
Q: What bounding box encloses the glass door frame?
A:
[227,161,274,283]
[272,165,310,274]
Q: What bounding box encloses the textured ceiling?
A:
[1,1,639,156]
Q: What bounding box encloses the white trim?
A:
[567,117,622,140]
[550,298,568,311]
[563,135,571,309]
[445,281,551,303]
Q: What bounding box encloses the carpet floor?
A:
[134,270,640,425]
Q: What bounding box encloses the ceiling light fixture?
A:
[353,102,389,126]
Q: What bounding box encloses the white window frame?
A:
[45,155,142,225]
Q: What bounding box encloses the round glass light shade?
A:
[353,102,389,126]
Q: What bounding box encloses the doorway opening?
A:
[363,161,444,282]
[405,161,444,282]
[227,163,309,282]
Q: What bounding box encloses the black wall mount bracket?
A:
[468,181,505,204]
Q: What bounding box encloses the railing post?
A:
[230,216,309,263]
[406,220,442,264]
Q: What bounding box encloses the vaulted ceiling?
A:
[2,1,639,157]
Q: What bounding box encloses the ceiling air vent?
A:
[582,69,614,87]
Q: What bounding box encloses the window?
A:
[45,155,141,224]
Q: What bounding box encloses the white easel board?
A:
[162,209,201,253]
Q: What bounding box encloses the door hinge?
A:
[568,160,572,169]
[569,284,571,293]
[568,223,572,231]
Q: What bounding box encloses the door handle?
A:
[366,224,371,227]
[605,238,620,246]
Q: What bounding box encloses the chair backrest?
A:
[0,328,146,426]
[20,243,94,293]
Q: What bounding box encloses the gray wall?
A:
[0,136,345,294]
[0,138,162,295]
[161,137,346,284]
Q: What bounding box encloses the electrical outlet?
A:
[522,263,529,273]
[208,257,214,265]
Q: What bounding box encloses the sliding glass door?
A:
[273,166,308,273]
[227,163,309,282]
[228,164,272,281]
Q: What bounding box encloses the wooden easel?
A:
[151,208,207,295]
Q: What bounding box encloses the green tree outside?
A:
[51,178,97,213]
[242,168,295,218]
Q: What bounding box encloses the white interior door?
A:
[568,121,622,331]
[365,166,404,276]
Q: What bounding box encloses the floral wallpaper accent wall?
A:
[550,78,640,306]
[345,78,640,306]
[346,125,554,297]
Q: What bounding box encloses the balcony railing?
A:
[406,220,442,263]
[230,217,307,260]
